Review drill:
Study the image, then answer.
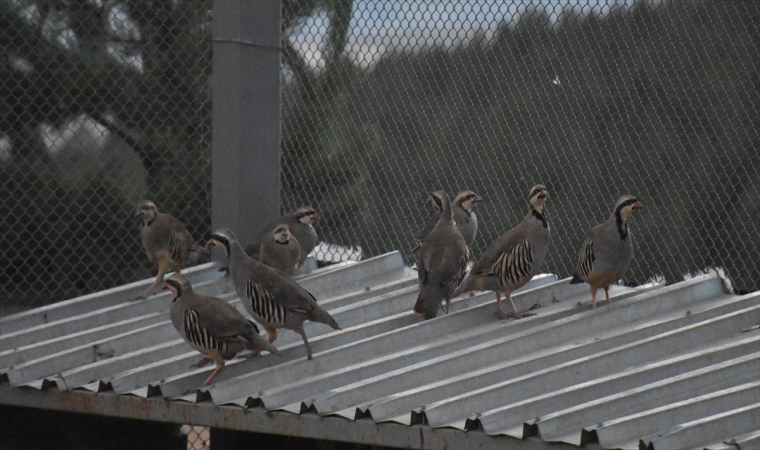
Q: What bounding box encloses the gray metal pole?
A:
[211,0,281,247]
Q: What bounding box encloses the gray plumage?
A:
[135,200,209,300]
[452,185,550,319]
[208,228,340,359]
[411,190,482,254]
[413,191,469,320]
[245,207,319,268]
[570,195,644,309]
[259,224,300,276]
[165,273,282,387]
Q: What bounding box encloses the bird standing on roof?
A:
[570,196,644,309]
[258,224,301,276]
[207,229,341,359]
[134,200,209,300]
[164,273,282,387]
[411,190,482,254]
[245,206,319,269]
[413,191,469,319]
[452,185,551,319]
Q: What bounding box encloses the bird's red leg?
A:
[591,286,597,309]
[495,292,508,318]
[202,361,225,387]
[296,328,313,360]
[605,287,611,305]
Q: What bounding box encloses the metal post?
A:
[211,0,281,247]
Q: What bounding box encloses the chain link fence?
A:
[1,0,213,315]
[1,0,758,447]
[282,0,760,294]
[2,2,759,303]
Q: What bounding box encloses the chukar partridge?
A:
[207,229,340,359]
[258,224,301,275]
[411,190,482,254]
[413,191,469,319]
[570,195,644,309]
[245,206,319,268]
[165,273,282,387]
[452,185,550,319]
[135,200,209,300]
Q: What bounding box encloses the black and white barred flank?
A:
[490,239,534,286]
[168,230,187,261]
[575,239,595,280]
[246,279,288,324]
[184,308,228,353]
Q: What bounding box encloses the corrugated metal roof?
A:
[1,251,758,450]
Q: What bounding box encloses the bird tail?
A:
[569,273,584,284]
[312,306,342,331]
[260,340,284,357]
[450,273,472,299]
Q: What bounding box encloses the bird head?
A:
[206,228,236,257]
[455,190,482,213]
[614,196,644,223]
[528,185,549,212]
[273,224,292,244]
[163,273,192,300]
[135,200,158,224]
[426,191,444,210]
[295,207,319,226]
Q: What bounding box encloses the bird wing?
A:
[241,259,317,314]
[574,236,595,280]
[190,295,257,342]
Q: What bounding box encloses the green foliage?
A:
[281,0,760,291]
[0,0,212,308]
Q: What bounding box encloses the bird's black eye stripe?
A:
[211,235,230,253]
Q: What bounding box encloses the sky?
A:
[289,0,660,70]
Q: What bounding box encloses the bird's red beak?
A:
[425,195,434,204]
[633,201,644,210]
[312,213,319,221]
[538,190,548,199]
[162,283,170,291]
[205,240,214,249]
[473,195,483,203]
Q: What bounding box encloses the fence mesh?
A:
[0,0,212,314]
[281,0,760,294]
[2,0,759,323]
[1,0,758,447]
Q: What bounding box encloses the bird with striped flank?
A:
[165,273,282,387]
[134,200,209,300]
[207,229,340,360]
[570,195,644,309]
[413,190,469,319]
[452,185,551,319]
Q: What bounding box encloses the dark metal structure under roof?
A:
[1,251,759,449]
